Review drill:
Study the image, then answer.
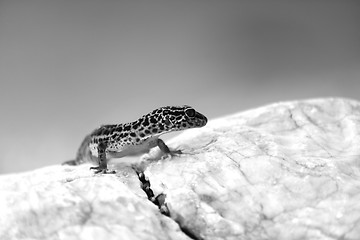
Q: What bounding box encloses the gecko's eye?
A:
[185,108,196,118]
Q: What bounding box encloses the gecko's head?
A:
[150,105,207,132]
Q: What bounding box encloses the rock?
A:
[0,165,191,240]
[1,98,360,240]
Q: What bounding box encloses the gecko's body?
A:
[63,105,207,173]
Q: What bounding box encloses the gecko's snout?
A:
[195,111,208,127]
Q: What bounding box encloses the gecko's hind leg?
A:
[90,141,116,174]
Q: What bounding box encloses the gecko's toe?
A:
[90,166,102,174]
[171,149,182,155]
[96,169,116,174]
[90,166,116,174]
[104,169,116,174]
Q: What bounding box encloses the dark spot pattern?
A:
[133,123,139,129]
[101,129,109,135]
[150,117,157,124]
[143,118,149,126]
[113,135,120,141]
[176,111,183,116]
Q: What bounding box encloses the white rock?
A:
[0,165,191,240]
[145,98,360,240]
[1,98,359,240]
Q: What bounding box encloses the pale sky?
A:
[0,0,359,173]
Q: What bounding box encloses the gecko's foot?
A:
[90,166,116,174]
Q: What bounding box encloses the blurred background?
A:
[0,0,359,174]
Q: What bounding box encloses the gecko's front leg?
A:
[157,138,182,158]
[90,141,116,174]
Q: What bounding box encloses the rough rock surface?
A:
[1,98,360,240]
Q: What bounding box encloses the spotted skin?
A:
[63,105,207,174]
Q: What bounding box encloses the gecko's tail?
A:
[62,134,93,166]
[62,159,79,166]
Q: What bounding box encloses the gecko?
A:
[63,105,207,174]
